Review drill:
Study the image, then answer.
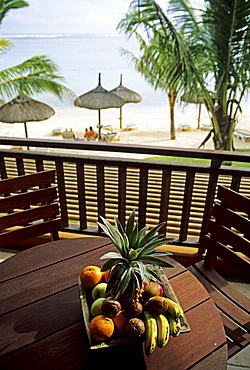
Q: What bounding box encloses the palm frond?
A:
[0,56,74,100]
[140,255,174,268]
[98,216,126,256]
[100,258,126,272]
[0,38,12,54]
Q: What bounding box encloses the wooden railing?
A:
[1,137,250,252]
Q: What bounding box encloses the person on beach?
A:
[62,128,75,140]
[84,126,98,140]
[70,128,76,139]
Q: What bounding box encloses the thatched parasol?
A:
[110,74,142,129]
[0,94,55,138]
[74,73,125,137]
[0,99,5,107]
[180,93,204,129]
[181,92,215,129]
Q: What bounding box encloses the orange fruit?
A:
[102,269,111,283]
[112,310,129,334]
[89,314,114,341]
[80,265,103,289]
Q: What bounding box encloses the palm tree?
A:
[0,0,28,23]
[0,55,73,100]
[118,0,250,151]
[120,30,179,139]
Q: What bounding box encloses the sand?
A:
[0,107,250,156]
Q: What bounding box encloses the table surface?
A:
[0,237,228,370]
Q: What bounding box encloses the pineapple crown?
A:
[98,210,174,300]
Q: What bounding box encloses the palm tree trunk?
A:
[168,90,177,140]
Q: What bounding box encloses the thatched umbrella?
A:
[181,92,215,129]
[180,93,204,129]
[0,99,5,107]
[0,94,55,138]
[110,74,142,129]
[74,73,125,138]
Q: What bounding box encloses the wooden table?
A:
[0,237,227,370]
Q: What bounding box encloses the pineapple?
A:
[98,210,174,303]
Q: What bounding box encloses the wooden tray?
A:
[78,266,190,349]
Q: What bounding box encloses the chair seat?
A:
[188,261,250,358]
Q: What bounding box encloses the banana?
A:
[164,298,184,320]
[165,313,181,337]
[155,314,170,348]
[143,310,158,356]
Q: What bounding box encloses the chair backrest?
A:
[203,185,250,278]
[0,170,62,249]
[62,131,75,139]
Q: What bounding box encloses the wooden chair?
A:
[0,170,62,250]
[188,185,250,359]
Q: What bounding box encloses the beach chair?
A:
[0,170,62,250]
[179,123,192,131]
[188,185,250,358]
[234,129,250,142]
[62,130,75,140]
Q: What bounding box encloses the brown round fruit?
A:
[101,298,121,317]
[126,318,145,340]
[125,301,143,317]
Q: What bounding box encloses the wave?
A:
[1,33,121,39]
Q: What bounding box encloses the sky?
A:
[1,0,169,36]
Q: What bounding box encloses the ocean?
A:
[1,34,249,139]
[1,34,169,109]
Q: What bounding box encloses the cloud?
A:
[1,0,131,35]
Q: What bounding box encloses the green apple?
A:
[92,282,108,300]
[90,297,106,317]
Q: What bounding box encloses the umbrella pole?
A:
[119,107,122,129]
[24,122,30,150]
[97,110,102,139]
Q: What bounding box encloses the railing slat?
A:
[199,173,218,252]
[179,172,195,242]
[0,157,7,180]
[159,169,172,236]
[138,168,148,230]
[77,163,87,230]
[97,165,105,230]
[118,166,127,228]
[231,175,241,192]
[16,157,25,176]
[55,162,68,228]
[36,159,44,172]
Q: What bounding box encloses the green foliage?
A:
[118,0,250,151]
[98,210,174,300]
[0,56,74,100]
[0,0,29,24]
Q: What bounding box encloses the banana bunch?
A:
[165,312,182,337]
[143,311,170,356]
[155,313,170,347]
[164,298,184,320]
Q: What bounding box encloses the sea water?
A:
[1,34,168,109]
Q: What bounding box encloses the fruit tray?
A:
[78,266,190,350]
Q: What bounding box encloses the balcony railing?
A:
[1,137,250,253]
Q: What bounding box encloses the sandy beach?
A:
[1,104,250,155]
